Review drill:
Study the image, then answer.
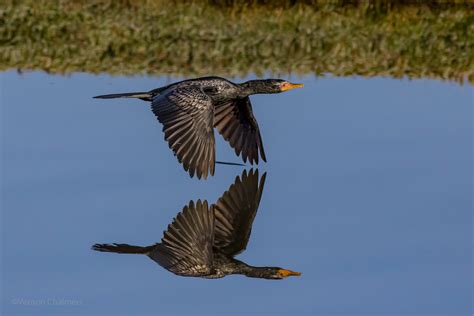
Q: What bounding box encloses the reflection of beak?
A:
[280,82,304,92]
[278,269,302,277]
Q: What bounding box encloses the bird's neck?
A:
[238,80,272,96]
[231,260,271,279]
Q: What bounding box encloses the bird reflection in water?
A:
[92,170,301,280]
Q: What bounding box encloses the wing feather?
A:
[149,200,215,276]
[212,169,266,256]
[152,86,216,179]
[214,98,266,165]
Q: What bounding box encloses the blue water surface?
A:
[1,71,472,315]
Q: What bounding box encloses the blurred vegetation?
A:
[1,0,473,83]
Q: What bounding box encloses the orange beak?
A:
[278,269,302,277]
[280,82,304,92]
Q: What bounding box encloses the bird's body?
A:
[94,77,303,179]
[93,170,301,280]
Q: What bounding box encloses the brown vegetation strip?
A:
[1,0,473,83]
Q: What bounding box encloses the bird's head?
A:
[265,79,304,93]
[240,79,304,95]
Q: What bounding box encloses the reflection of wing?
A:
[149,200,215,277]
[152,86,215,179]
[214,98,266,165]
[213,169,266,256]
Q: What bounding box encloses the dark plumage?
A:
[92,170,301,280]
[93,77,303,179]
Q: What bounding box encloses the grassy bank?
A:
[1,0,473,83]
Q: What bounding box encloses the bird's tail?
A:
[93,92,152,101]
[92,243,154,254]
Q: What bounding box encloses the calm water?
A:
[2,71,472,315]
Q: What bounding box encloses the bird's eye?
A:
[203,87,218,94]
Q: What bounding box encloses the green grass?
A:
[1,0,473,83]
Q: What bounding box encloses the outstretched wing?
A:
[152,86,215,179]
[213,169,266,256]
[149,200,215,277]
[214,97,266,165]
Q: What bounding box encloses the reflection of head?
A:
[250,267,302,280]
